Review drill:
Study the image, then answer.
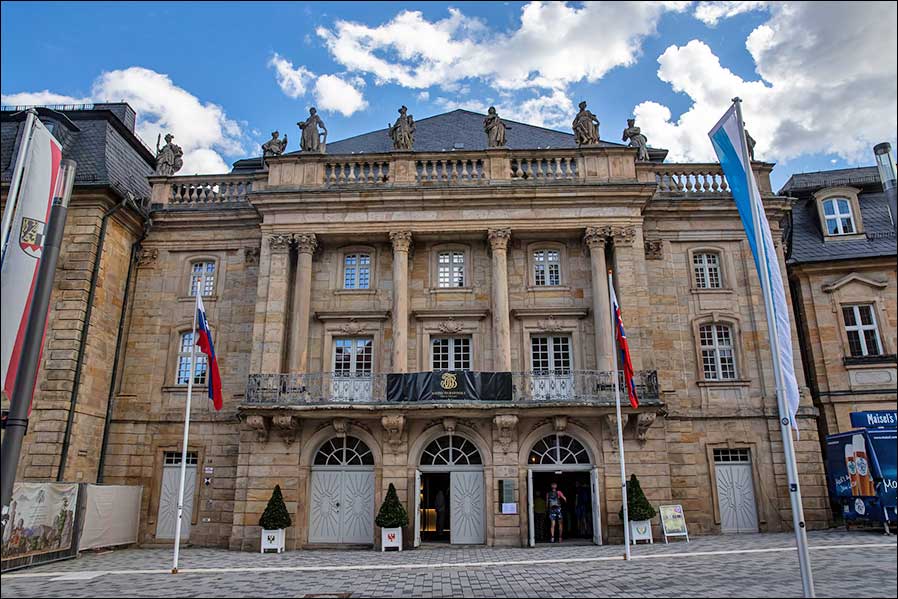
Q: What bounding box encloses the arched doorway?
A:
[308,436,375,544]
[526,433,601,546]
[416,434,485,545]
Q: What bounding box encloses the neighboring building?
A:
[783,164,897,439]
[7,107,832,550]
[0,103,153,483]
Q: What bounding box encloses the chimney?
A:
[873,142,897,227]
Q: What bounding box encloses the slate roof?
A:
[232,108,664,173]
[781,166,897,265]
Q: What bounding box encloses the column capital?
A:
[610,225,636,247]
[294,233,318,255]
[389,231,413,252]
[487,228,511,251]
[583,226,611,250]
[268,233,293,253]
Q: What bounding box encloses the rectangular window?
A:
[530,335,573,400]
[842,304,883,357]
[164,451,198,466]
[176,332,207,385]
[343,253,371,289]
[700,323,737,380]
[713,448,751,463]
[693,252,722,289]
[333,337,373,377]
[823,198,855,235]
[437,250,465,288]
[431,337,471,370]
[533,249,561,286]
[189,261,216,296]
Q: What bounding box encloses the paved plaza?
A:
[1,529,896,598]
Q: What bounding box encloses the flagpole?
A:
[0,108,37,265]
[732,98,814,597]
[172,289,199,574]
[609,270,631,559]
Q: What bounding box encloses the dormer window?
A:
[822,198,855,235]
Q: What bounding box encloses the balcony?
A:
[243,370,660,407]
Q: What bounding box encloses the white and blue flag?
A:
[709,102,800,430]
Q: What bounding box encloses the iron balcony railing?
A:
[244,370,659,406]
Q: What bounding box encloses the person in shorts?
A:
[546,482,567,543]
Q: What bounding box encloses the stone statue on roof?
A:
[389,105,415,151]
[483,106,508,148]
[298,107,327,153]
[622,118,650,161]
[155,133,183,176]
[744,127,756,161]
[572,101,600,146]
[262,130,288,158]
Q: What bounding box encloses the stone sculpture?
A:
[622,118,650,161]
[154,133,183,176]
[483,106,508,148]
[572,101,600,146]
[298,108,327,153]
[261,130,288,158]
[745,128,756,161]
[388,105,415,151]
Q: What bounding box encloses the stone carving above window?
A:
[644,239,663,260]
[381,414,405,450]
[437,317,466,334]
[246,414,269,443]
[272,414,299,445]
[137,247,158,268]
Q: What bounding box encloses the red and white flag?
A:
[610,284,639,409]
[1,118,62,410]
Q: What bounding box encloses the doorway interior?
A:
[419,472,450,543]
[532,470,593,544]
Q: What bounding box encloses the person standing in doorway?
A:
[435,489,447,535]
[575,480,591,537]
[533,490,547,541]
[547,482,567,543]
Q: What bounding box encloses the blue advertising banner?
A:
[826,427,897,523]
[850,411,897,429]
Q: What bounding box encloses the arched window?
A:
[692,251,722,289]
[699,323,737,380]
[189,260,216,296]
[176,331,207,385]
[533,248,561,286]
[822,198,855,235]
[528,434,590,465]
[313,436,374,466]
[437,249,466,288]
[343,252,372,289]
[421,435,482,466]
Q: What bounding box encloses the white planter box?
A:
[261,528,285,553]
[381,527,402,552]
[629,519,653,544]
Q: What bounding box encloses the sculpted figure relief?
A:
[572,101,600,146]
[261,130,288,158]
[483,106,508,148]
[298,107,327,153]
[154,133,183,176]
[622,118,650,161]
[389,105,415,151]
[745,128,756,161]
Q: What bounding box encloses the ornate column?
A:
[609,225,646,368]
[290,233,317,373]
[488,228,512,372]
[389,231,412,373]
[585,226,613,371]
[261,233,293,372]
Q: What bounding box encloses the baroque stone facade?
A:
[6,107,835,550]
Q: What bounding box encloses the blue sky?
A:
[2,1,896,190]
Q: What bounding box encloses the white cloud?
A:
[435,89,574,129]
[416,91,430,102]
[313,74,368,116]
[268,53,315,99]
[317,2,689,92]
[3,67,246,174]
[635,2,898,163]
[693,1,769,26]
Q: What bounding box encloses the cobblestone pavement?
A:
[2,530,895,598]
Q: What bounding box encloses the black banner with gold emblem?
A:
[386,371,512,402]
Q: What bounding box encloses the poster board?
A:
[659,504,689,543]
[78,485,143,551]
[1,483,78,562]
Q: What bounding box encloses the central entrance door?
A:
[309,436,375,544]
[418,434,485,545]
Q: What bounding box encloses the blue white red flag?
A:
[610,285,639,409]
[195,294,222,411]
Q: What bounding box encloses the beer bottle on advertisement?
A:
[852,434,874,496]
[845,442,859,495]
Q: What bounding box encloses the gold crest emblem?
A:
[440,372,458,390]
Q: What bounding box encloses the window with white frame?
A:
[189,261,216,296]
[431,337,471,370]
[176,331,207,385]
[693,252,723,289]
[699,323,737,380]
[343,252,371,289]
[842,304,883,357]
[533,248,561,286]
[531,335,572,375]
[822,198,856,235]
[437,250,466,288]
[333,337,373,377]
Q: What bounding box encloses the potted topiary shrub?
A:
[619,474,657,544]
[375,483,408,551]
[259,485,291,553]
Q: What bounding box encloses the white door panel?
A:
[450,471,485,544]
[716,463,759,533]
[309,469,375,544]
[309,470,342,543]
[156,465,195,540]
[341,470,375,543]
